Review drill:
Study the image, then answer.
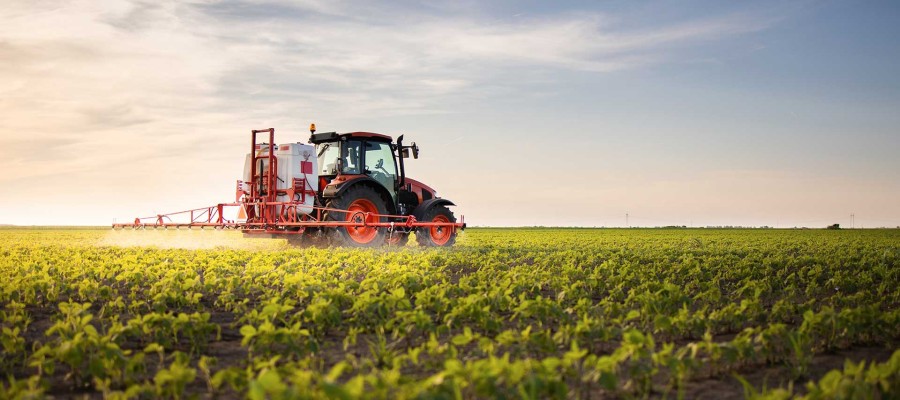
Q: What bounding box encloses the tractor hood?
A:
[404,177,438,203]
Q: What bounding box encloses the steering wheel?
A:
[371,159,390,181]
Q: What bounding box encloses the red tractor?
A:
[114,126,465,247]
[304,126,461,247]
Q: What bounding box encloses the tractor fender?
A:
[412,199,456,221]
[323,176,397,214]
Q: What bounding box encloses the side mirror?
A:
[412,143,419,159]
[402,148,410,158]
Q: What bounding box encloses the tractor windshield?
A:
[317,140,362,175]
[317,142,341,175]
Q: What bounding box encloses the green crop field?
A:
[1,228,898,399]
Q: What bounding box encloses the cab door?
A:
[363,141,398,201]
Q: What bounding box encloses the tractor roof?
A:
[309,131,393,144]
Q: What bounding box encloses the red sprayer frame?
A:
[111,129,465,236]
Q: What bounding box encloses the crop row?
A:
[0,228,898,398]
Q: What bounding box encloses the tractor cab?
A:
[312,131,397,197]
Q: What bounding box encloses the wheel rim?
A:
[345,198,379,244]
[429,215,452,245]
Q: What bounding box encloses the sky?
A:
[1,0,899,227]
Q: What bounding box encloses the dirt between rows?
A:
[15,305,896,398]
[674,346,895,400]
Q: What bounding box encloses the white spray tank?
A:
[241,143,318,218]
[274,143,318,215]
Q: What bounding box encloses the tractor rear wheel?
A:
[415,205,457,247]
[325,185,388,247]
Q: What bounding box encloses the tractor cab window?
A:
[341,140,362,174]
[317,142,341,175]
[365,141,397,191]
[316,140,362,175]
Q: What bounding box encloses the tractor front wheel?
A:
[325,185,388,247]
[415,205,457,247]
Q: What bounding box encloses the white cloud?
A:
[0,0,779,224]
[1,1,775,126]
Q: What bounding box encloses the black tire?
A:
[324,185,388,247]
[415,205,457,247]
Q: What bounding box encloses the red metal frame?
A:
[111,128,466,237]
[112,202,466,232]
